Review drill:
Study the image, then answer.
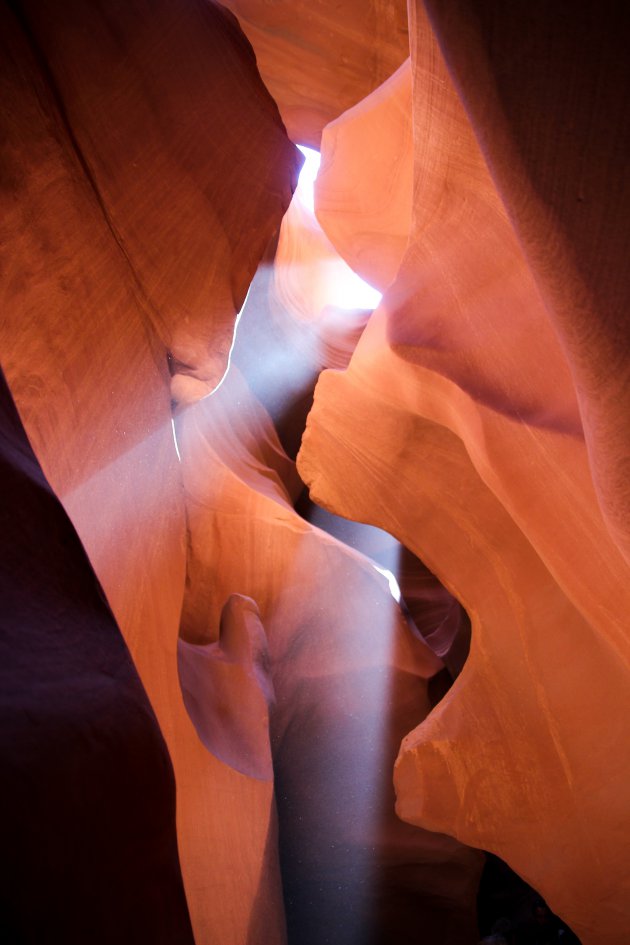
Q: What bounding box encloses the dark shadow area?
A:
[271,663,483,945]
[295,490,472,684]
[0,367,194,945]
[477,854,582,944]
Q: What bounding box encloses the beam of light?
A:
[296,145,382,311]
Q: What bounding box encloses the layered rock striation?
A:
[3,1,630,943]
[298,4,630,943]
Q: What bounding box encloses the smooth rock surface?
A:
[177,364,483,945]
[315,59,413,292]
[424,0,630,566]
[5,0,629,941]
[0,367,194,945]
[178,594,276,781]
[297,3,630,941]
[221,0,410,147]
[1,3,298,942]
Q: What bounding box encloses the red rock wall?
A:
[221,0,410,147]
[0,364,194,945]
[297,3,630,943]
[176,361,482,944]
[1,2,298,942]
[4,0,630,942]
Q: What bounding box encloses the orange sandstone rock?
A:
[221,0,410,147]
[315,59,413,292]
[423,0,630,567]
[298,4,630,942]
[176,364,483,944]
[1,3,298,942]
[11,0,300,397]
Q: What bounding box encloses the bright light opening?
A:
[295,145,321,213]
[296,145,383,312]
[171,417,182,461]
[373,564,402,603]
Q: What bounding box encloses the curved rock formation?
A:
[178,594,275,781]
[221,0,410,147]
[0,367,194,945]
[297,4,630,943]
[176,364,483,944]
[5,0,629,942]
[423,0,630,567]
[315,59,413,292]
[8,0,298,395]
[1,2,298,942]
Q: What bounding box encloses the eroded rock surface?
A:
[297,3,630,942]
[177,364,483,944]
[0,368,194,945]
[423,0,630,567]
[178,594,276,781]
[7,0,299,395]
[1,2,297,942]
[5,0,629,942]
[315,59,413,292]
[221,0,410,147]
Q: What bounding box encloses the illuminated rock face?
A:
[3,1,630,944]
[314,60,413,293]
[422,0,630,569]
[176,364,482,945]
[220,0,410,148]
[298,3,630,944]
[1,2,298,943]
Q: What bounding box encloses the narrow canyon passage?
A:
[173,151,480,944]
[3,3,629,944]
[174,144,584,945]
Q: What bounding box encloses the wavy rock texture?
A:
[176,361,483,945]
[221,0,410,147]
[423,0,630,568]
[178,593,276,781]
[6,0,629,942]
[9,0,299,397]
[1,2,298,942]
[315,59,413,292]
[0,366,194,945]
[298,4,630,943]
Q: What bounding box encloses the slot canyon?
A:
[1,2,629,944]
